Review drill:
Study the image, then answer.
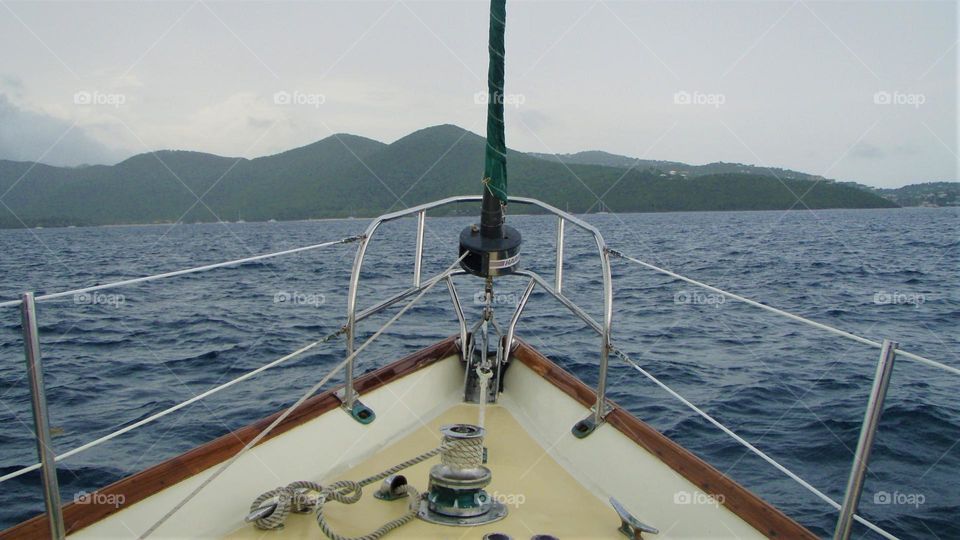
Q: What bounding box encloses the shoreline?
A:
[1,205,955,232]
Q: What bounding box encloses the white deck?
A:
[71,356,766,539]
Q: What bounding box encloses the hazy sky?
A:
[0,1,956,187]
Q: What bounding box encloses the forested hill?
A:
[0,124,897,228]
[528,150,828,182]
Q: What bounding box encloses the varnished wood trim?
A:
[512,339,817,540]
[1,337,459,539]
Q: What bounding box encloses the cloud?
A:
[0,75,23,97]
[247,116,274,130]
[850,142,921,160]
[0,94,127,166]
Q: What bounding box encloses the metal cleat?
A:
[245,500,278,523]
[610,497,658,539]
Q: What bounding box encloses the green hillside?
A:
[873,182,959,207]
[0,124,898,228]
[530,150,827,182]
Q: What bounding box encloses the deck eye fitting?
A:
[572,417,598,439]
[572,401,613,439]
[335,387,377,425]
[351,402,376,424]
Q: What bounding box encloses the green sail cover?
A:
[483,0,508,203]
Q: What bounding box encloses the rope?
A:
[440,433,484,470]
[250,437,478,540]
[139,254,465,538]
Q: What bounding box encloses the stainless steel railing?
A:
[0,197,617,537]
[3,198,955,539]
[611,250,957,540]
[0,195,618,539]
[0,236,359,539]
[834,339,898,539]
[340,195,615,434]
[19,292,66,539]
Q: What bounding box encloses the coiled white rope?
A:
[249,433,482,540]
[439,431,484,470]
[250,450,435,539]
[139,254,466,538]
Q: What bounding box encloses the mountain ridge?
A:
[0,124,912,228]
[531,149,957,207]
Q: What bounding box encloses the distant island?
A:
[0,124,953,229]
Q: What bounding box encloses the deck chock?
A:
[374,475,408,501]
[610,497,659,539]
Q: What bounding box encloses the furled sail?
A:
[483,0,508,203]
